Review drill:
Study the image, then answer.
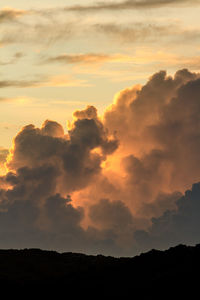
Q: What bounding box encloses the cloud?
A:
[89,198,134,231]
[135,183,200,251]
[7,109,118,193]
[0,75,90,89]
[94,69,200,216]
[0,17,77,46]
[0,52,24,66]
[65,0,200,12]
[93,22,200,45]
[42,53,115,65]
[0,80,41,89]
[0,172,124,255]
[0,8,27,23]
[1,4,199,49]
[0,0,197,24]
[1,6,199,50]
[0,148,9,175]
[42,52,172,67]
[70,68,200,249]
[0,165,85,250]
[0,112,120,254]
[1,69,200,256]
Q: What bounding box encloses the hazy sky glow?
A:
[1,0,200,147]
[1,1,200,256]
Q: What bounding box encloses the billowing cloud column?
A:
[1,69,200,256]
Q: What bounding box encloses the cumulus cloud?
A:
[104,68,200,195]
[135,183,200,251]
[89,198,134,232]
[0,148,9,174]
[7,109,118,192]
[0,110,121,254]
[72,68,200,228]
[1,69,200,256]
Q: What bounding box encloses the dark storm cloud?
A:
[89,199,134,231]
[0,184,126,255]
[0,172,84,250]
[0,166,125,255]
[0,111,120,254]
[7,109,118,192]
[2,69,200,256]
[135,183,200,251]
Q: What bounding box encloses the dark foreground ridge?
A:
[0,244,199,298]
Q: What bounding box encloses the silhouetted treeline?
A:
[0,244,199,298]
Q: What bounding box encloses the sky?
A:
[1,0,200,256]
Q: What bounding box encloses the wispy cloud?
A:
[0,8,27,23]
[0,5,199,49]
[1,16,199,48]
[0,79,40,89]
[0,75,90,89]
[41,53,138,65]
[0,20,77,46]
[64,0,200,12]
[0,52,24,66]
[42,53,113,65]
[93,22,200,44]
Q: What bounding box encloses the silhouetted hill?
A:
[0,244,199,298]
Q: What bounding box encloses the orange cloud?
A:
[1,69,200,256]
[0,8,27,23]
[0,75,91,89]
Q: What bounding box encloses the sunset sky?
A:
[1,0,200,256]
[1,0,200,147]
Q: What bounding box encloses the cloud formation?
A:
[0,75,89,89]
[42,53,115,65]
[1,69,200,256]
[65,0,200,12]
[1,6,198,49]
[0,148,8,174]
[135,183,200,251]
[94,23,196,44]
[0,8,26,23]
